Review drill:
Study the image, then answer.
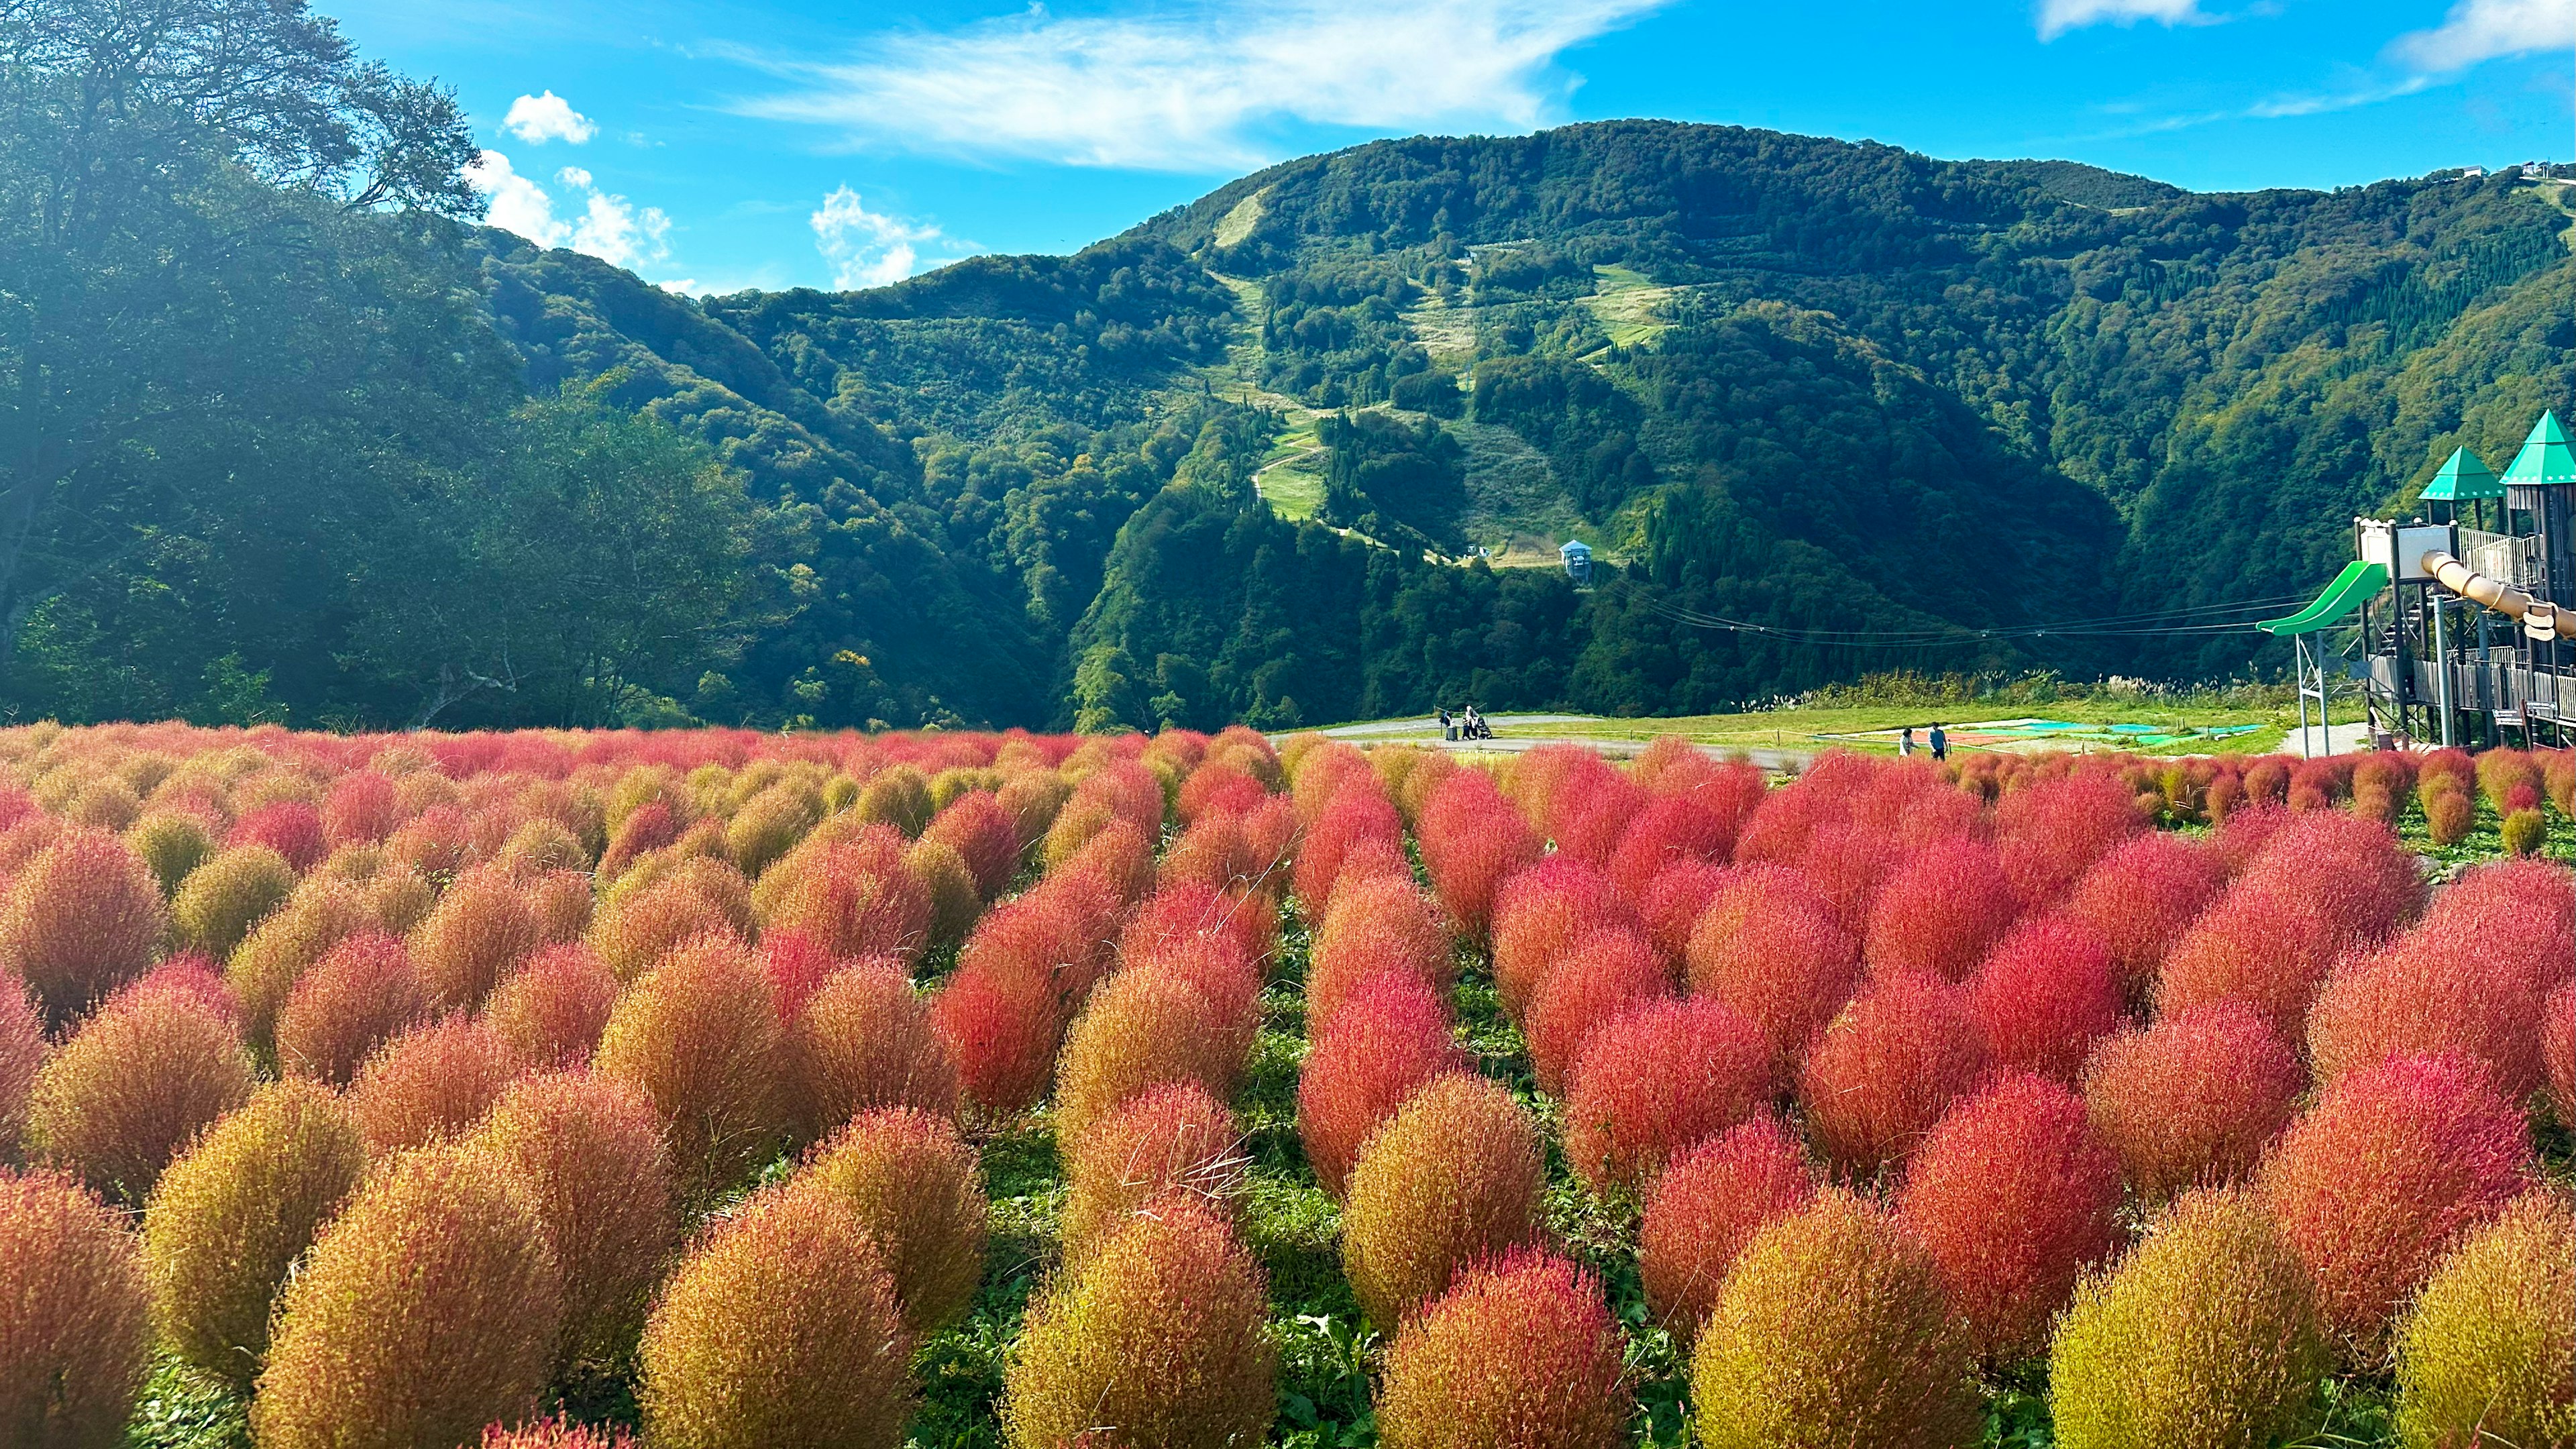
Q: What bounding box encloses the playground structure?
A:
[2266,413,2576,755]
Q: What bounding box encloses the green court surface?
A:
[1814,717,2269,750]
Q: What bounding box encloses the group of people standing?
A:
[1898,722,1949,761]
[1437,706,1493,741]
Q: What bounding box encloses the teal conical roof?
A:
[2422,446,2503,501]
[2503,411,2576,488]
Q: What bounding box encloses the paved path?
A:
[1307,716,1818,771]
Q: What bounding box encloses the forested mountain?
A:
[9,4,2575,731]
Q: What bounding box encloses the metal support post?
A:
[2432,596,2455,748]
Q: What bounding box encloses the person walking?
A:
[1439,706,1455,742]
[1929,722,1947,762]
[1898,726,1916,758]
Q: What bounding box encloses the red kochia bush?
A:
[483,1419,635,1449]
[1686,866,1862,1070]
[468,1072,678,1366]
[1638,1115,1818,1346]
[594,938,787,1201]
[1798,968,1990,1177]
[1293,784,1403,912]
[1489,854,1633,1022]
[637,1183,914,1449]
[2305,857,2570,1099]
[1862,839,2019,981]
[1898,1073,2124,1360]
[794,960,959,1135]
[0,1169,151,1449]
[1564,996,1775,1194]
[1993,772,2145,908]
[1525,928,1668,1097]
[348,1016,523,1157]
[1002,1197,1275,1449]
[482,943,621,1071]
[253,1146,561,1449]
[2159,810,2424,1039]
[1340,1073,1546,1326]
[1607,794,1737,908]
[232,800,327,873]
[1123,879,1274,977]
[2259,1053,2530,1346]
[2062,831,2228,993]
[275,931,429,1085]
[1377,1248,1629,1449]
[929,962,1061,1120]
[321,770,404,847]
[2082,1002,2302,1203]
[1967,915,2123,1085]
[0,828,168,1022]
[107,951,239,1028]
[1639,859,1730,976]
[1060,1082,1246,1263]
[28,990,254,1205]
[1297,971,1470,1198]
[1415,770,1541,941]
[920,791,1019,898]
[1305,873,1454,1035]
[2547,979,2575,1128]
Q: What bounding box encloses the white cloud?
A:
[811,186,947,290]
[502,90,598,144]
[2037,0,2206,40]
[2392,0,2575,72]
[739,0,1670,172]
[465,149,672,272]
[464,150,568,247]
[571,187,672,270]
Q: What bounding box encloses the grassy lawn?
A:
[1485,702,2294,757]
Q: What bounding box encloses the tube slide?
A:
[2422,551,2576,640]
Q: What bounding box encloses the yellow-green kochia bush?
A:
[467,1071,678,1368]
[143,1080,364,1386]
[1002,1197,1275,1449]
[592,936,787,1202]
[2393,1190,2574,1449]
[172,844,298,961]
[2049,1189,2331,1449]
[252,1146,562,1449]
[638,1182,915,1449]
[801,1108,985,1336]
[1339,1073,1544,1327]
[1693,1188,1982,1449]
[27,988,254,1205]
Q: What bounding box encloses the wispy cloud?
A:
[502,90,598,144]
[2037,0,2208,42]
[2391,0,2574,72]
[811,186,957,289]
[735,0,1670,172]
[464,150,674,273]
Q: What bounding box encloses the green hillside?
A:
[9,12,2575,731]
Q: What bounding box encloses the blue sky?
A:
[324,0,2576,295]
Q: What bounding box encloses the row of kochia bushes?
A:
[0,719,2568,1449]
